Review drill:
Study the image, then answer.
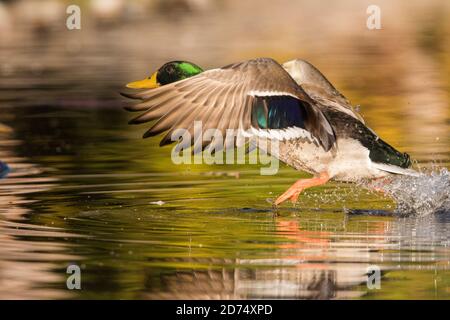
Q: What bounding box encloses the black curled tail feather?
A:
[367,137,412,169]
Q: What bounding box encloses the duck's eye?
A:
[163,65,174,75]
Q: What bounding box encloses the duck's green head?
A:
[126,61,203,89]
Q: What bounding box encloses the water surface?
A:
[0,0,449,299]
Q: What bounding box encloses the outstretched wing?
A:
[283,59,365,123]
[122,57,336,152]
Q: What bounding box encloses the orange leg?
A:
[274,172,330,206]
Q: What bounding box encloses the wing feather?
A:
[123,57,336,151]
[283,59,365,123]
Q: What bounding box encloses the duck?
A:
[122,58,418,206]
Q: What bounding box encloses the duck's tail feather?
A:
[372,162,421,177]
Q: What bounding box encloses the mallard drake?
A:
[122,58,417,205]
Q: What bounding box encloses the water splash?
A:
[368,167,450,217]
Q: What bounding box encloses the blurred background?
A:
[0,0,449,299]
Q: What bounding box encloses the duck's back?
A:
[324,109,411,169]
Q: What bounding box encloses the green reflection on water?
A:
[0,0,450,300]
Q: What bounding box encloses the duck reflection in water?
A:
[141,215,391,299]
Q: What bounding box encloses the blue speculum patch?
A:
[252,96,307,130]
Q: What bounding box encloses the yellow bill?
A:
[126,71,160,89]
